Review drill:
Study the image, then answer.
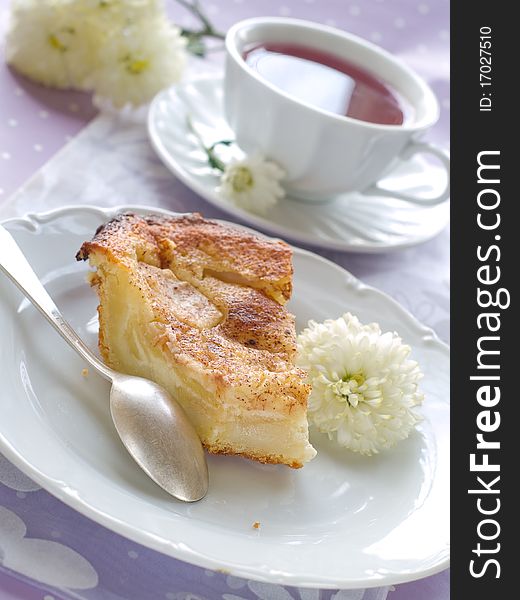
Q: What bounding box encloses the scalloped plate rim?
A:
[0,205,450,589]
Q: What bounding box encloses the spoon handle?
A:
[0,225,113,382]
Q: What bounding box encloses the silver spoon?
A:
[0,225,209,502]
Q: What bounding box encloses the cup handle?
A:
[364,140,450,206]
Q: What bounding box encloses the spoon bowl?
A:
[110,375,208,501]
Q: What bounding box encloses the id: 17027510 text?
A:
[480,26,492,112]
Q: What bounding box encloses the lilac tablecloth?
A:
[0,1,450,598]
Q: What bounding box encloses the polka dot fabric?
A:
[0,1,449,599]
[0,7,96,199]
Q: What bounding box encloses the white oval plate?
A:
[0,205,449,589]
[148,75,450,253]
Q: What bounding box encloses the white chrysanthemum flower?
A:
[219,155,286,214]
[297,313,424,455]
[80,0,161,12]
[79,0,163,27]
[5,0,96,89]
[88,17,186,108]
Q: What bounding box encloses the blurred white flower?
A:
[5,0,96,89]
[79,0,163,28]
[219,155,286,214]
[5,0,186,107]
[88,17,186,108]
[297,313,424,455]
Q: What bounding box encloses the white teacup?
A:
[224,17,449,204]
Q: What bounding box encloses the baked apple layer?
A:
[77,213,316,468]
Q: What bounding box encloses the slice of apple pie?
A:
[76,213,316,468]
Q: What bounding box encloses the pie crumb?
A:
[252,521,260,530]
[81,368,89,377]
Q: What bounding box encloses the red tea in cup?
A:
[244,42,409,125]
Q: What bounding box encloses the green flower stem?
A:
[180,27,225,41]
[186,115,232,173]
[175,0,226,44]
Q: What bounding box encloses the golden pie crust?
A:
[77,213,316,468]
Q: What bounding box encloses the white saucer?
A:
[148,75,450,253]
